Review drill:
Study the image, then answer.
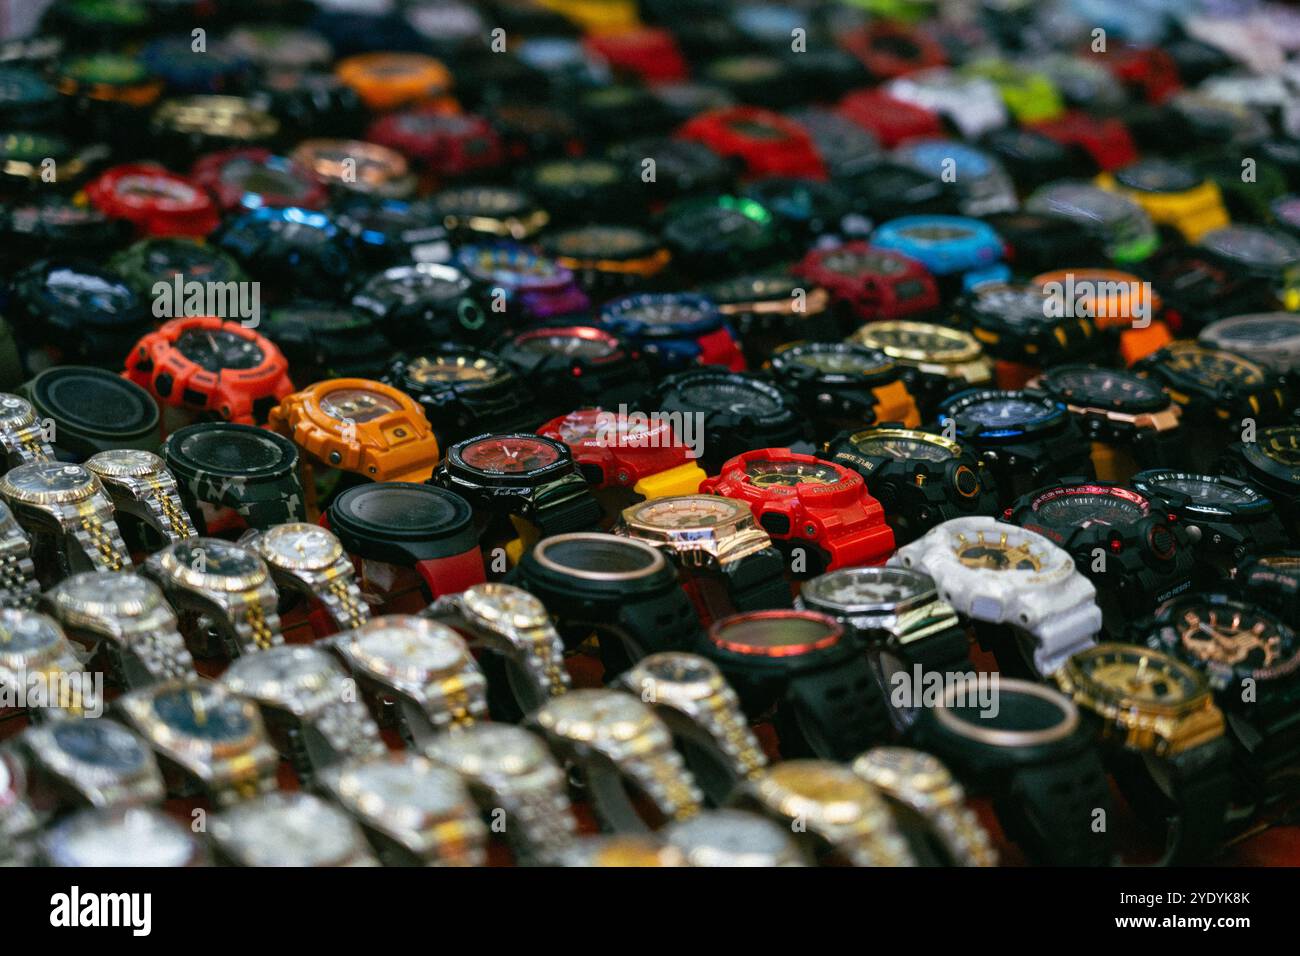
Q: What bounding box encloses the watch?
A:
[821,427,998,545]
[0,460,130,577]
[849,321,994,420]
[118,679,279,806]
[427,185,550,241]
[768,341,921,442]
[210,792,379,867]
[910,677,1113,866]
[892,139,1018,217]
[660,808,808,866]
[331,614,487,746]
[83,163,220,238]
[214,206,357,301]
[318,752,487,866]
[124,316,295,426]
[605,135,733,208]
[268,377,441,484]
[39,806,207,867]
[677,105,825,180]
[1200,313,1300,376]
[1238,552,1300,628]
[958,283,1103,382]
[518,156,637,225]
[1096,158,1230,243]
[425,722,578,866]
[44,571,195,689]
[978,126,1090,192]
[1028,268,1172,366]
[242,522,370,633]
[455,242,590,323]
[792,243,940,324]
[528,688,704,830]
[837,88,944,149]
[20,718,164,810]
[250,66,367,141]
[0,608,99,720]
[0,502,39,610]
[936,388,1096,507]
[0,393,53,468]
[1218,425,1300,544]
[1027,110,1139,172]
[326,482,485,603]
[649,369,810,474]
[259,301,393,384]
[851,747,998,866]
[497,325,653,419]
[658,195,781,279]
[1054,642,1231,864]
[151,95,280,163]
[1028,364,1183,482]
[599,292,745,375]
[616,651,768,805]
[289,138,416,200]
[700,448,895,574]
[162,422,307,533]
[108,236,250,301]
[21,367,161,460]
[886,68,1009,139]
[740,176,865,252]
[1137,245,1277,340]
[964,58,1064,124]
[143,537,283,657]
[701,272,840,369]
[731,760,915,865]
[334,51,452,112]
[0,749,38,863]
[332,197,453,270]
[189,147,328,214]
[892,517,1101,679]
[85,449,197,546]
[539,224,672,297]
[870,215,1009,294]
[367,108,505,183]
[985,209,1104,276]
[350,262,494,350]
[1024,180,1159,263]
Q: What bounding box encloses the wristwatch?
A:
[124,316,295,426]
[1030,266,1173,367]
[1007,481,1196,635]
[821,427,997,545]
[1027,365,1183,482]
[210,791,379,867]
[326,482,485,602]
[792,243,940,324]
[1024,180,1159,263]
[617,651,768,804]
[384,345,539,448]
[837,88,944,149]
[892,139,1018,217]
[0,749,38,862]
[0,609,98,720]
[214,206,357,301]
[658,195,781,279]
[44,571,195,689]
[268,378,441,484]
[849,321,994,419]
[350,262,494,349]
[1053,642,1231,864]
[85,449,197,546]
[910,677,1113,865]
[965,57,1064,124]
[518,156,637,226]
[423,582,570,720]
[886,68,1009,139]
[334,51,452,111]
[1200,313,1300,376]
[1218,425,1300,543]
[936,388,1096,507]
[700,448,895,573]
[21,367,161,460]
[740,176,865,252]
[242,523,369,633]
[0,197,131,275]
[870,215,1009,294]
[1137,245,1277,339]
[151,95,280,163]
[540,224,672,297]
[83,163,220,238]
[979,126,1090,192]
[556,834,685,866]
[957,283,1103,382]
[39,806,207,867]
[162,422,307,533]
[1027,110,1138,172]
[425,722,578,865]
[455,242,590,323]
[190,148,328,214]
[1238,553,1300,628]
[702,609,894,761]
[599,292,745,375]
[318,753,487,866]
[649,369,810,474]
[118,679,279,806]
[143,537,282,658]
[660,808,808,866]
[731,760,915,865]
[1133,470,1290,586]
[1138,592,1300,809]
[289,138,416,200]
[220,643,383,786]
[20,718,164,810]
[0,502,39,610]
[259,301,392,383]
[0,394,53,468]
[1097,159,1230,243]
[984,209,1101,277]
[852,747,997,866]
[528,688,704,830]
[768,341,921,442]
[331,614,487,747]
[893,517,1101,679]
[797,565,972,731]
[678,105,825,180]
[367,108,505,183]
[332,197,453,270]
[497,325,653,418]
[427,185,549,242]
[0,460,131,577]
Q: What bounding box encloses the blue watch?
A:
[871,215,1009,290]
[892,140,1018,217]
[599,292,743,372]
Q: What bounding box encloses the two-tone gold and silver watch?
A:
[0,501,39,610]
[241,523,369,632]
[85,449,197,544]
[210,792,379,867]
[661,808,809,866]
[0,393,53,467]
[0,608,99,721]
[143,537,282,658]
[529,688,703,831]
[0,461,130,577]
[44,571,196,688]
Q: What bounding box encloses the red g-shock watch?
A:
[366,109,505,181]
[839,21,946,80]
[584,27,689,84]
[700,448,895,572]
[124,316,294,425]
[793,242,940,322]
[84,163,220,238]
[1090,43,1181,104]
[677,106,826,181]
[837,88,943,148]
[190,148,328,213]
[1029,111,1138,172]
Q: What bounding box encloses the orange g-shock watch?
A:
[334,53,454,113]
[124,316,294,425]
[1031,268,1172,366]
[268,378,441,484]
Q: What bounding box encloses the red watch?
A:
[699,448,895,571]
[677,106,826,181]
[1029,110,1138,172]
[839,21,946,80]
[1090,43,1180,104]
[836,89,943,148]
[190,148,328,212]
[584,27,689,84]
[124,316,294,425]
[793,242,940,322]
[84,163,220,238]
[366,109,505,181]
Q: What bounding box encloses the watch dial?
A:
[404,352,501,385]
[152,685,253,741]
[631,496,744,529]
[61,570,159,612]
[41,266,136,316]
[625,300,708,330]
[850,433,952,462]
[818,248,908,276]
[318,386,401,423]
[0,610,61,653]
[174,328,265,372]
[461,582,547,626]
[962,397,1050,428]
[224,645,331,693]
[806,566,929,609]
[970,285,1045,328]
[1259,427,1300,466]
[169,539,262,578]
[1213,316,1300,343]
[677,379,781,415]
[4,462,92,497]
[357,622,467,674]
[788,346,890,376]
[898,222,973,243]
[1175,601,1296,676]
[1075,646,1200,705]
[177,427,284,473]
[460,435,560,473]
[946,684,1068,732]
[539,535,657,574]
[743,459,841,487]
[0,394,34,426]
[342,759,465,814]
[859,322,967,358]
[52,808,196,867]
[1047,367,1164,406]
[1149,474,1254,507]
[1166,346,1264,386]
[514,329,617,359]
[952,532,1043,571]
[1032,489,1147,527]
[1115,159,1200,193]
[52,720,148,771]
[641,652,718,686]
[221,795,359,866]
[260,523,342,569]
[427,723,546,777]
[666,809,795,861]
[1201,226,1300,270]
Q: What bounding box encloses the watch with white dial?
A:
[0,393,54,467]
[242,522,369,633]
[210,792,379,867]
[21,718,165,809]
[85,449,197,545]
[0,608,99,721]
[661,808,809,866]
[0,502,39,610]
[40,806,208,866]
[0,460,130,577]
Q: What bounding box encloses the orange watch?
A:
[268,378,441,483]
[123,316,294,425]
[334,53,453,112]
[1030,268,1172,366]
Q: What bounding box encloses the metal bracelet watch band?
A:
[241,524,371,634]
[0,516,39,610]
[86,451,198,544]
[68,501,132,573]
[0,394,53,466]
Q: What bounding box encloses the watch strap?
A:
[0,535,39,610]
[228,588,284,654]
[135,473,198,542]
[631,461,707,499]
[1,420,53,466]
[493,777,579,865]
[777,656,894,761]
[720,546,792,612]
[69,503,131,573]
[414,547,486,599]
[578,746,703,831]
[529,478,603,536]
[1002,749,1114,866]
[113,627,197,688]
[319,570,371,631]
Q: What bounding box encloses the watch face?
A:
[85,448,164,478]
[743,458,841,488]
[940,680,1076,743]
[57,571,161,617]
[1114,159,1201,193]
[848,431,953,462]
[174,327,266,372]
[259,523,343,570]
[223,645,333,697]
[174,425,289,475]
[1171,599,1300,681]
[803,565,932,611]
[433,186,531,220]
[168,539,263,580]
[1257,427,1300,467]
[0,609,61,654]
[1164,345,1265,387]
[460,582,548,629]
[1027,182,1140,229]
[961,396,1053,428]
[0,394,35,427]
[513,328,618,359]
[459,435,561,474]
[639,651,719,688]
[366,264,472,303]
[426,722,549,778]
[52,720,149,772]
[968,285,1049,329]
[711,611,841,657]
[1030,487,1148,527]
[535,688,657,743]
[1071,645,1203,707]
[338,483,469,536]
[1209,315,1300,344]
[615,298,710,333]
[815,247,909,277]
[951,530,1044,572]
[217,794,361,866]
[318,385,402,423]
[151,685,253,742]
[1045,367,1166,408]
[548,225,654,261]
[895,221,975,244]
[785,345,892,376]
[48,808,197,867]
[0,462,94,503]
[855,322,978,362]
[353,618,469,678]
[1144,473,1256,511]
[404,352,503,387]
[1200,226,1300,271]
[677,378,782,415]
[339,757,466,815]
[665,809,797,865]
[762,760,872,808]
[629,495,747,530]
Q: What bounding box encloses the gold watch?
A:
[242,522,369,632]
[0,461,131,577]
[0,608,99,721]
[850,320,993,415]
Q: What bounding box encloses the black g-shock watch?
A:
[767,342,920,443]
[107,237,249,299]
[957,283,1102,370]
[351,262,494,350]
[21,366,161,461]
[259,301,392,382]
[658,195,780,279]
[702,272,841,369]
[496,324,653,419]
[1218,425,1300,545]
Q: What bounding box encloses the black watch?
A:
[768,342,918,443]
[658,195,780,279]
[333,197,453,270]
[351,262,494,349]
[259,301,392,382]
[740,177,864,252]
[1197,225,1300,304]
[1237,553,1300,629]
[821,427,998,545]
[496,324,652,418]
[957,283,1102,368]
[214,207,356,302]
[983,210,1106,276]
[107,237,249,299]
[162,422,306,533]
[1218,425,1300,545]
[539,224,671,297]
[20,366,160,461]
[605,137,735,210]
[0,195,132,273]
[518,156,635,226]
[427,185,549,242]
[1137,245,1276,337]
[834,159,959,221]
[702,272,842,370]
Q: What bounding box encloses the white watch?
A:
[890,517,1100,676]
[886,69,1008,139]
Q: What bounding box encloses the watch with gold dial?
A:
[241,523,369,634]
[0,461,131,579]
[849,320,994,419]
[84,449,196,546]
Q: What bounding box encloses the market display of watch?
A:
[768,341,921,441]
[599,292,745,375]
[849,321,994,419]
[0,461,130,578]
[20,719,164,811]
[0,608,98,720]
[1218,425,1300,543]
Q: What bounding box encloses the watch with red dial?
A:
[793,242,940,322]
[700,448,895,573]
[677,106,826,181]
[84,163,220,238]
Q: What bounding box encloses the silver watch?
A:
[425,722,577,865]
[40,805,208,866]
[662,808,809,867]
[210,792,378,867]
[85,449,197,544]
[241,523,370,632]
[44,571,196,688]
[21,718,165,809]
[0,608,100,722]
[0,502,38,610]
[220,644,385,786]
[1199,312,1300,375]
[0,460,130,576]
[0,393,54,467]
[0,749,39,864]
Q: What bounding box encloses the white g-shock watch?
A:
[886,69,1009,140]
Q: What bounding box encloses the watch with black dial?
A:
[107,236,248,300]
[0,460,130,579]
[1198,226,1300,309]
[1218,425,1300,544]
[539,224,672,297]
[427,184,549,241]
[1238,553,1300,629]
[1024,180,1158,263]
[658,195,780,279]
[768,341,921,442]
[957,283,1102,374]
[351,262,494,350]
[259,301,393,383]
[701,272,840,370]
[497,324,653,419]
[598,291,745,375]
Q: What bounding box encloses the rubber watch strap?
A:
[775,657,894,761]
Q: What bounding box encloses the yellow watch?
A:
[1097,159,1229,243]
